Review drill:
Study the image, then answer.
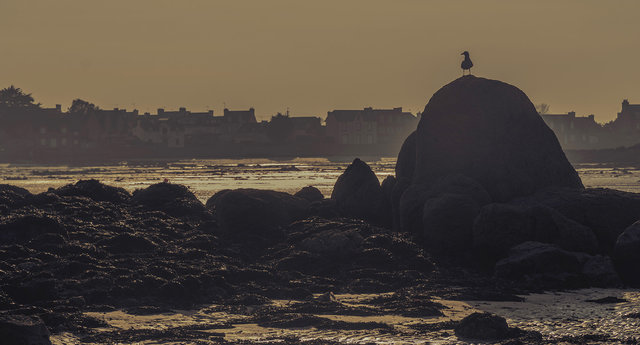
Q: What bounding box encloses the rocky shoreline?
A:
[2,76,640,344]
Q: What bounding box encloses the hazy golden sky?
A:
[1,0,639,122]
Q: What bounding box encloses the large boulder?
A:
[0,313,51,345]
[614,221,640,285]
[331,158,383,223]
[412,76,583,202]
[207,189,310,237]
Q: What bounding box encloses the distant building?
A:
[541,111,603,149]
[325,107,417,146]
[132,117,185,148]
[606,99,640,147]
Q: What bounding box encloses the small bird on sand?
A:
[461,51,473,76]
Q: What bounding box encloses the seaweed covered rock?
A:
[132,183,209,220]
[54,179,131,203]
[0,184,31,211]
[412,76,583,202]
[0,215,67,243]
[0,313,52,345]
[294,186,324,203]
[331,158,383,223]
[207,189,309,237]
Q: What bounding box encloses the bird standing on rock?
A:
[461,51,473,76]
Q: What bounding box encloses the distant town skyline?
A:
[1,0,639,122]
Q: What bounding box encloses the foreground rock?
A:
[454,312,541,342]
[0,313,52,345]
[331,158,383,224]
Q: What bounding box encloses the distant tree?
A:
[0,85,41,109]
[267,113,294,144]
[68,98,100,115]
[535,103,550,115]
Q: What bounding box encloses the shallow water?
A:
[2,159,639,202]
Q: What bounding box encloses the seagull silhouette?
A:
[461,51,473,76]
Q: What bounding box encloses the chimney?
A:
[158,108,164,115]
[55,104,62,112]
[179,107,186,112]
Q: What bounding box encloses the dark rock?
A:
[454,312,510,340]
[429,174,492,207]
[0,215,67,243]
[0,185,31,210]
[528,206,599,254]
[379,175,396,228]
[473,204,599,260]
[391,178,411,231]
[494,242,583,281]
[519,187,640,253]
[331,158,383,223]
[132,183,210,220]
[294,186,324,203]
[473,204,534,259]
[413,76,582,202]
[208,188,309,236]
[0,184,31,196]
[396,175,491,235]
[54,179,130,203]
[397,183,430,235]
[579,254,621,286]
[395,131,416,183]
[614,221,640,285]
[392,133,416,230]
[0,313,52,345]
[422,193,478,253]
[308,198,339,219]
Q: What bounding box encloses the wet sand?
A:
[50,289,640,344]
